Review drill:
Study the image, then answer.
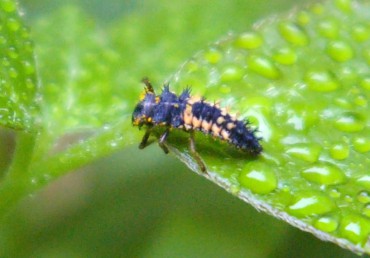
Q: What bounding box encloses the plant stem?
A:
[6,132,36,180]
[0,132,37,219]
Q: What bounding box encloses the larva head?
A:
[132,78,157,127]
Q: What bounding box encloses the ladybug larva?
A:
[132,78,263,173]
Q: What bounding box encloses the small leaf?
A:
[0,0,38,130]
[163,0,370,254]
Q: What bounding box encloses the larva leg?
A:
[139,128,152,149]
[158,128,170,154]
[189,131,207,173]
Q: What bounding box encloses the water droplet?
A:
[296,11,310,26]
[317,19,339,39]
[109,141,118,148]
[229,185,241,196]
[8,67,18,78]
[239,162,278,194]
[247,55,280,79]
[20,27,31,40]
[6,47,18,59]
[31,177,39,185]
[339,213,370,245]
[24,40,34,53]
[204,48,222,64]
[6,18,20,32]
[352,24,370,42]
[219,84,231,94]
[184,60,199,73]
[287,191,335,217]
[279,184,289,193]
[334,112,365,133]
[314,216,339,232]
[220,65,243,82]
[1,0,16,12]
[273,47,297,65]
[335,98,352,109]
[25,78,35,90]
[286,143,321,163]
[353,137,370,153]
[301,162,346,185]
[310,3,325,15]
[2,57,10,67]
[234,32,263,49]
[338,67,357,84]
[102,124,111,130]
[23,60,35,75]
[334,0,353,13]
[357,176,370,190]
[362,204,370,217]
[357,191,370,204]
[304,70,339,92]
[344,195,353,203]
[330,143,350,160]
[329,188,341,198]
[354,95,367,107]
[326,41,354,62]
[279,22,309,46]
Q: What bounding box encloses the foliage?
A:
[0,0,369,256]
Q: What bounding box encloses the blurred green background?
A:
[0,0,364,257]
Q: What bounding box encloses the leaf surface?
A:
[0,0,38,130]
[164,0,370,253]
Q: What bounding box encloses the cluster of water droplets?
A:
[0,0,38,130]
[33,7,128,134]
[173,0,370,248]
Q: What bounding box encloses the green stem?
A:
[6,132,37,180]
[0,132,37,219]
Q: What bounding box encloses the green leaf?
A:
[0,0,368,256]
[4,6,138,207]
[0,0,38,130]
[33,7,125,134]
[157,0,370,254]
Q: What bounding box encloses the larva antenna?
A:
[142,77,155,94]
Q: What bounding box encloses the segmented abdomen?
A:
[182,97,262,155]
